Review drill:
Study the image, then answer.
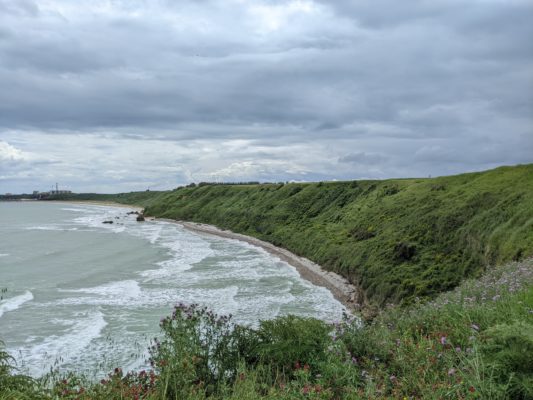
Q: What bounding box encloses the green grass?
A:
[134,164,533,307]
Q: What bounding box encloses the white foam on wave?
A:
[0,253,8,257]
[17,310,107,376]
[61,207,95,213]
[71,206,129,234]
[60,279,142,299]
[140,258,194,279]
[25,225,79,232]
[53,279,240,314]
[0,291,33,318]
[139,227,215,281]
[234,282,296,324]
[128,223,164,244]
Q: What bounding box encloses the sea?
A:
[0,201,345,377]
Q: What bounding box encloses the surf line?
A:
[155,219,362,313]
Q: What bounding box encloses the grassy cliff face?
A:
[142,164,533,306]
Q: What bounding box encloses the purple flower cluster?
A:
[428,257,533,309]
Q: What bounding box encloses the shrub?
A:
[255,316,332,373]
[151,303,255,397]
[0,341,37,397]
[480,322,533,399]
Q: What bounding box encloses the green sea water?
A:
[0,202,344,377]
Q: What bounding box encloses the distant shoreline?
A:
[20,200,361,313]
[49,200,144,212]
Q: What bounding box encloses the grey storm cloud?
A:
[0,0,531,193]
[339,152,386,165]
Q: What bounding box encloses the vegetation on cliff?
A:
[137,164,533,306]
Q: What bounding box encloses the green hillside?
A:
[139,164,533,307]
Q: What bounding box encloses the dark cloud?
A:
[0,0,531,192]
[338,152,386,165]
[0,0,40,17]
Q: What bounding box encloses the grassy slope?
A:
[139,164,533,306]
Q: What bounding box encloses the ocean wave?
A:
[25,225,79,232]
[0,291,34,318]
[61,207,95,213]
[139,231,215,281]
[52,281,240,315]
[0,253,8,257]
[58,280,142,300]
[16,310,108,376]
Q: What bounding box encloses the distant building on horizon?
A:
[33,184,72,198]
[49,189,72,195]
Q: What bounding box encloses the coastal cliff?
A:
[137,164,533,307]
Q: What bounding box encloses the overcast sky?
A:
[0,0,532,193]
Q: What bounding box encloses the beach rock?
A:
[102,220,114,224]
[136,214,145,222]
[127,211,139,215]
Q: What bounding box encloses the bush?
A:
[255,316,331,373]
[151,303,255,397]
[481,322,533,399]
[0,341,36,397]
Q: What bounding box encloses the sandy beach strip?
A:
[169,220,361,311]
[53,200,144,212]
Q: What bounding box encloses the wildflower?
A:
[448,368,456,376]
[455,347,461,352]
[469,386,476,393]
[471,323,479,331]
[352,357,358,364]
[440,336,447,345]
[390,375,397,382]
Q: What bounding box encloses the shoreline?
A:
[163,219,362,312]
[37,200,363,313]
[52,200,144,212]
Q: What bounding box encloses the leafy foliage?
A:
[136,164,533,306]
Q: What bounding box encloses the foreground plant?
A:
[1,259,532,399]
